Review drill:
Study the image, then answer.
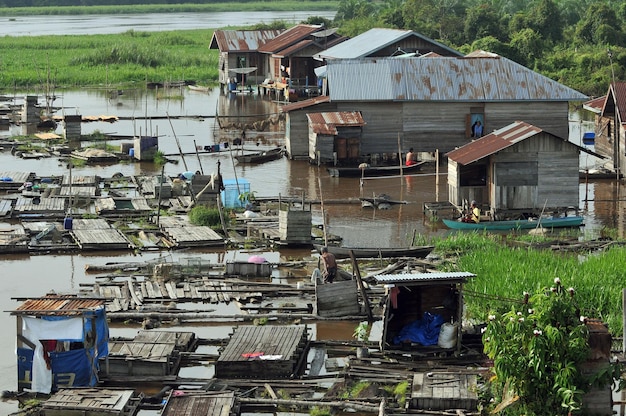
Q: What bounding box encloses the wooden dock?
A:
[161,391,237,416]
[157,215,225,247]
[41,388,140,416]
[215,325,310,379]
[71,218,135,250]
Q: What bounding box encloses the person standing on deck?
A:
[320,247,337,283]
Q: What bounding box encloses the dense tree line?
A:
[0,0,231,5]
[331,0,626,96]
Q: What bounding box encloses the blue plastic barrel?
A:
[129,148,135,158]
[63,217,73,230]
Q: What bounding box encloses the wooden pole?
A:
[622,288,626,355]
[167,111,188,171]
[349,250,373,322]
[193,139,204,175]
[397,132,403,177]
[435,148,440,202]
[156,165,164,227]
[318,175,328,246]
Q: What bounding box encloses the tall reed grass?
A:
[435,233,626,335]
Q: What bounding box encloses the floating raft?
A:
[41,388,140,416]
[157,215,225,247]
[409,372,478,411]
[71,218,135,250]
[162,390,237,416]
[216,325,310,379]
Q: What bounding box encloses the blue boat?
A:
[442,216,584,231]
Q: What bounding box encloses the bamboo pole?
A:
[318,175,328,246]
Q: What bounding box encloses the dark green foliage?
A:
[188,205,223,228]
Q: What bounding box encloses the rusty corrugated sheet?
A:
[446,121,543,165]
[258,24,321,54]
[583,95,606,113]
[12,295,104,316]
[272,39,314,58]
[281,95,331,113]
[610,82,626,123]
[209,29,283,52]
[307,111,365,135]
[326,55,588,102]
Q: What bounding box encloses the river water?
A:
[0,11,622,414]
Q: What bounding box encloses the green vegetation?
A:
[436,233,626,335]
[482,280,624,415]
[188,205,225,228]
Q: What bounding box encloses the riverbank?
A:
[0,1,339,16]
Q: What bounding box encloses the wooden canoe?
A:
[234,147,284,164]
[327,161,425,178]
[442,216,584,231]
[314,244,434,259]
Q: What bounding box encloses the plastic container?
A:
[129,148,135,158]
[63,217,73,230]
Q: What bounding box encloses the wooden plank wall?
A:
[316,280,360,318]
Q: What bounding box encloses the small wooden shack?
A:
[306,111,366,164]
[373,271,475,353]
[10,295,109,394]
[316,279,360,318]
[278,202,312,245]
[215,325,310,379]
[446,120,603,217]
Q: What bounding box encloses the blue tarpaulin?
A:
[393,312,445,346]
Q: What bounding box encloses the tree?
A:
[527,0,563,43]
[464,4,506,44]
[509,28,544,67]
[575,3,622,45]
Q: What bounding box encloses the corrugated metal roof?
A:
[446,121,542,165]
[281,95,331,113]
[11,295,105,316]
[603,82,626,123]
[209,29,283,52]
[583,95,606,114]
[326,54,589,102]
[258,24,322,54]
[374,271,475,284]
[273,39,314,58]
[316,28,462,60]
[307,111,366,134]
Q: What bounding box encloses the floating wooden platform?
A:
[71,218,135,250]
[157,216,225,247]
[316,279,361,318]
[215,324,310,379]
[41,388,140,416]
[162,390,237,416]
[409,372,478,411]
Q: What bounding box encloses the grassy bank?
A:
[0,2,339,16]
[0,29,222,89]
[435,233,626,335]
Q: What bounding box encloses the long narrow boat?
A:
[313,244,434,259]
[442,216,584,231]
[234,147,284,164]
[327,161,425,178]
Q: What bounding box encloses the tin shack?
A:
[10,295,109,394]
[373,271,475,354]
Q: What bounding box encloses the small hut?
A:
[446,120,603,218]
[373,271,475,354]
[10,295,109,394]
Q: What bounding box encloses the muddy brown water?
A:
[0,88,621,414]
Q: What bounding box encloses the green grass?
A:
[435,233,626,335]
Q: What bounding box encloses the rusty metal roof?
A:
[281,95,331,113]
[583,95,606,114]
[272,39,314,58]
[258,24,322,54]
[601,82,626,124]
[446,121,543,165]
[326,53,588,102]
[11,295,105,316]
[209,29,283,52]
[374,271,475,285]
[316,28,462,60]
[307,111,365,135]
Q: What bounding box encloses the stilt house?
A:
[446,120,604,216]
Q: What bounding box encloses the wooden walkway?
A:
[162,391,236,416]
[71,218,135,250]
[158,215,224,247]
[215,325,310,379]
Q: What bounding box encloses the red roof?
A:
[12,295,105,316]
[280,95,331,113]
[306,111,366,135]
[446,121,543,165]
[258,24,322,54]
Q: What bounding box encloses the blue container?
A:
[63,217,73,230]
[129,148,135,158]
[221,178,250,208]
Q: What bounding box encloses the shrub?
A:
[188,205,222,228]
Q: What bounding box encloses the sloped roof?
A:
[209,29,283,52]
[446,120,604,165]
[258,24,322,54]
[11,295,105,317]
[306,111,366,135]
[583,95,606,114]
[315,28,462,60]
[281,95,331,113]
[601,82,626,124]
[447,121,543,165]
[374,271,475,285]
[326,53,589,102]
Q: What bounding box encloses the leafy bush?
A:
[188,205,223,228]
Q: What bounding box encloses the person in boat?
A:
[462,200,481,223]
[320,246,337,283]
[405,148,417,166]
